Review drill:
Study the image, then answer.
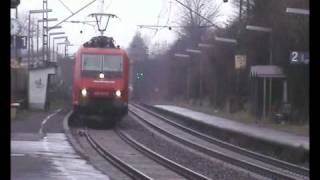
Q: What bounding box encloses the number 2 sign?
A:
[290,51,309,64]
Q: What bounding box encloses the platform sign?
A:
[235,55,246,69]
[290,51,309,64]
[16,36,27,49]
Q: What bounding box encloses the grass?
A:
[49,98,68,110]
[13,109,33,121]
[11,98,68,121]
[156,99,309,137]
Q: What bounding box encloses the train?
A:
[72,36,129,126]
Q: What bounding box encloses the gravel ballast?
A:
[119,115,263,180]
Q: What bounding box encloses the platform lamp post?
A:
[37,18,58,60]
[214,37,239,112]
[56,38,70,57]
[49,32,65,60]
[53,36,68,62]
[213,36,238,86]
[64,44,79,58]
[185,48,203,106]
[49,33,65,61]
[246,25,272,120]
[198,43,216,107]
[56,42,66,59]
[174,53,191,100]
[64,38,70,57]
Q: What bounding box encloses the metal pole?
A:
[269,33,273,64]
[43,0,49,63]
[27,13,31,108]
[54,44,59,61]
[65,44,67,57]
[263,77,266,120]
[14,8,18,60]
[31,25,34,63]
[13,33,16,59]
[56,45,58,62]
[268,32,273,117]
[239,0,243,22]
[49,35,51,60]
[187,65,190,101]
[269,78,272,117]
[199,56,202,106]
[53,38,55,62]
[236,69,239,94]
[214,66,217,108]
[247,0,250,17]
[283,80,287,103]
[15,7,19,68]
[28,13,31,68]
[37,21,39,60]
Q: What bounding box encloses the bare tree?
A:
[127,31,148,62]
[176,0,222,45]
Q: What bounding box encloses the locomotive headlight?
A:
[115,90,121,97]
[81,88,87,97]
[99,73,104,79]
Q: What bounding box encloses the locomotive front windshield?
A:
[81,54,123,78]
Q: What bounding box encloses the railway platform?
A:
[11,108,109,180]
[152,105,309,151]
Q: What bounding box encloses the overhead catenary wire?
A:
[51,0,97,29]
[57,0,74,14]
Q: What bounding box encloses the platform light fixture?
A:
[174,53,190,58]
[214,36,238,44]
[185,48,202,54]
[286,8,309,15]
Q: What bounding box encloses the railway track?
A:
[71,117,211,179]
[130,103,309,180]
[116,128,211,180]
[83,128,153,180]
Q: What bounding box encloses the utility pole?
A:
[174,53,191,101]
[37,18,58,61]
[15,8,18,61]
[43,0,49,63]
[37,21,39,60]
[239,0,243,23]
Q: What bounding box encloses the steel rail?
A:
[129,106,304,180]
[135,103,309,177]
[84,128,152,180]
[115,127,211,180]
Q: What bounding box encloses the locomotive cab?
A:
[72,36,129,122]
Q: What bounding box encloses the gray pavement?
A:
[154,105,309,150]
[11,108,110,180]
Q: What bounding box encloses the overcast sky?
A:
[11,0,236,54]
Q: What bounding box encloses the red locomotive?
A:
[72,36,129,125]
